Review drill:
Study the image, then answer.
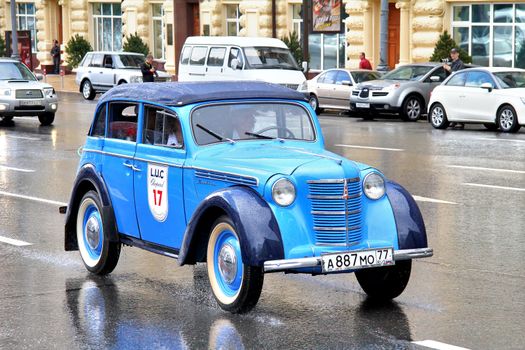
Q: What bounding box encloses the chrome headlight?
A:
[297,80,307,91]
[0,88,11,96]
[43,87,55,97]
[130,76,143,83]
[272,178,296,206]
[363,172,385,200]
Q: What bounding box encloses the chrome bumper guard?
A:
[263,248,433,273]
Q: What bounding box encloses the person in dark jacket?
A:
[50,40,61,74]
[443,48,466,128]
[141,54,158,82]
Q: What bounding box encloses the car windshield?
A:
[351,71,381,83]
[0,62,36,81]
[382,65,433,81]
[114,54,146,68]
[192,103,315,145]
[243,47,300,70]
[493,71,525,89]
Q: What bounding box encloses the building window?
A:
[226,4,240,36]
[452,3,525,68]
[92,3,122,51]
[308,18,347,71]
[152,4,165,59]
[16,3,37,52]
[291,4,303,41]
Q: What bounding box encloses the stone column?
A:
[200,0,222,36]
[239,0,273,38]
[122,0,149,43]
[361,0,373,66]
[0,1,5,33]
[35,0,50,66]
[345,0,369,68]
[70,0,88,38]
[411,0,443,62]
[396,0,411,65]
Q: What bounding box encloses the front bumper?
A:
[263,247,433,273]
[0,97,58,116]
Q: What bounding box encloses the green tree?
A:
[516,43,525,69]
[123,33,149,56]
[281,31,304,67]
[430,31,471,64]
[0,35,6,57]
[65,34,93,68]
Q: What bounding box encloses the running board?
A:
[119,235,179,259]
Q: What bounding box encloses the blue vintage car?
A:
[63,81,432,313]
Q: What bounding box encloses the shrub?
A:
[430,31,471,64]
[281,31,304,67]
[65,34,93,68]
[516,44,525,69]
[123,33,149,56]
[0,35,6,57]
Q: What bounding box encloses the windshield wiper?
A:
[245,132,274,139]
[196,124,235,143]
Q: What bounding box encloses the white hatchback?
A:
[428,67,525,133]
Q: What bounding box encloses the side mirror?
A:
[430,76,441,82]
[104,63,113,69]
[35,73,44,81]
[341,80,352,86]
[301,61,308,73]
[480,82,493,92]
[230,58,240,70]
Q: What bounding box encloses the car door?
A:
[98,54,116,88]
[316,70,338,107]
[205,46,227,79]
[333,70,353,109]
[223,47,245,80]
[439,71,468,120]
[102,102,140,238]
[461,71,497,121]
[423,67,448,105]
[88,53,104,88]
[133,105,186,249]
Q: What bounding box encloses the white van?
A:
[178,36,306,89]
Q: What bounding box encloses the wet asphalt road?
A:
[0,93,524,350]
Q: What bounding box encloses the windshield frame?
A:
[242,46,300,71]
[381,65,435,81]
[0,62,37,81]
[114,54,146,69]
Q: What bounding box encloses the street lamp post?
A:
[10,0,20,60]
[376,0,389,72]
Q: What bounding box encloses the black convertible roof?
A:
[97,81,307,107]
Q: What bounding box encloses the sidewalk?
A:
[43,74,79,93]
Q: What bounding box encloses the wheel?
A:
[118,80,127,85]
[1,116,13,122]
[429,103,450,129]
[38,113,55,126]
[81,79,96,100]
[207,215,264,313]
[483,123,498,131]
[355,259,412,300]
[402,96,423,121]
[497,105,521,133]
[308,94,323,114]
[76,190,121,275]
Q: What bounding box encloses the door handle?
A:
[131,165,141,172]
[123,162,133,169]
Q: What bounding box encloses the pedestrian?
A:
[50,40,60,74]
[141,54,158,82]
[358,52,373,70]
[443,48,465,128]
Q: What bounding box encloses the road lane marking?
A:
[473,137,525,144]
[334,144,404,152]
[5,135,42,141]
[413,340,470,350]
[0,165,35,173]
[413,195,457,205]
[447,165,525,174]
[462,183,525,192]
[0,235,32,246]
[0,190,67,206]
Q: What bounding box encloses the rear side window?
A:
[81,53,93,67]
[207,47,226,67]
[107,103,139,142]
[190,46,207,65]
[180,46,191,64]
[335,71,350,85]
[91,104,107,137]
[90,54,103,68]
[323,70,338,84]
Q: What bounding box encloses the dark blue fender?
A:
[64,164,118,251]
[385,180,428,249]
[178,186,284,267]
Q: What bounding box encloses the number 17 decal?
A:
[152,189,163,206]
[148,164,169,222]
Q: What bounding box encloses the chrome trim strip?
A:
[309,193,361,200]
[308,177,360,184]
[134,156,183,168]
[82,149,183,168]
[83,148,134,160]
[189,166,259,186]
[263,248,433,273]
[314,225,361,232]
[311,209,361,215]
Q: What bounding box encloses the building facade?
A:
[1,0,524,74]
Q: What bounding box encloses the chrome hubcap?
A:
[500,109,514,129]
[431,107,443,125]
[407,100,420,119]
[309,97,317,110]
[83,83,91,97]
[218,243,237,284]
[86,216,100,250]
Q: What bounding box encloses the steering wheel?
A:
[254,126,296,139]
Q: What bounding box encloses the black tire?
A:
[207,215,264,313]
[429,103,450,129]
[81,79,96,100]
[38,113,55,126]
[1,116,13,122]
[402,95,423,121]
[76,190,121,275]
[308,94,323,114]
[483,123,498,131]
[497,105,521,133]
[355,259,412,300]
[118,80,127,85]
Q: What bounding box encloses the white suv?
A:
[75,52,172,100]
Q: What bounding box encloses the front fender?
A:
[178,186,284,267]
[385,180,428,249]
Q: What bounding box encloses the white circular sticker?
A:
[147,164,168,222]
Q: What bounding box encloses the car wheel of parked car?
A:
[81,80,96,100]
[308,94,323,114]
[402,96,422,121]
[483,123,498,131]
[1,116,13,122]
[38,113,55,126]
[497,105,521,133]
[355,259,412,300]
[76,190,121,275]
[429,103,450,129]
[207,215,264,313]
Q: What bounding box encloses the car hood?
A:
[357,79,411,90]
[0,80,52,89]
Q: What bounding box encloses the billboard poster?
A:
[5,31,33,70]
[312,0,343,33]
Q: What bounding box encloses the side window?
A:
[323,70,338,84]
[107,103,139,142]
[465,71,494,88]
[207,47,226,67]
[228,47,244,68]
[180,46,191,64]
[335,71,351,85]
[427,67,447,82]
[190,46,207,66]
[90,54,103,68]
[316,72,327,83]
[91,104,107,137]
[143,106,183,148]
[103,55,113,68]
[82,53,93,67]
[446,72,467,87]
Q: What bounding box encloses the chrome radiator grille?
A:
[15,89,43,99]
[308,178,363,246]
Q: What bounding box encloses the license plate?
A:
[20,100,42,106]
[356,102,370,108]
[321,248,394,273]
